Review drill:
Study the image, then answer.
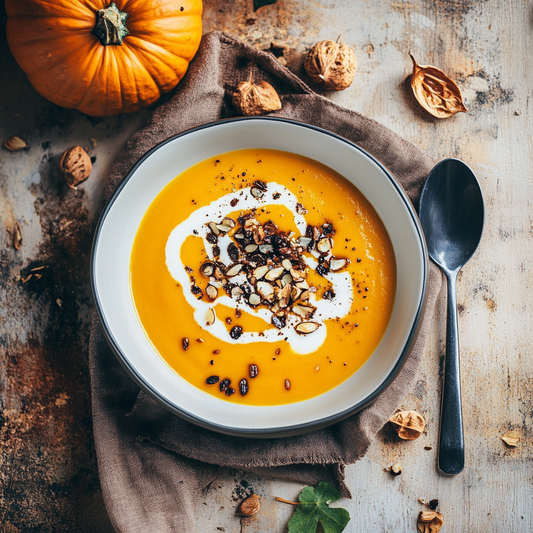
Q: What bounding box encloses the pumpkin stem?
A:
[92,3,129,46]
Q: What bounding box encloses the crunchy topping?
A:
[182,338,189,351]
[417,511,444,533]
[500,430,520,447]
[196,182,350,337]
[249,364,259,378]
[390,463,402,476]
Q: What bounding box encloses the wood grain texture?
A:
[1,0,531,531]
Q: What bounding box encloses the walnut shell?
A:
[239,494,261,516]
[59,146,92,190]
[389,410,425,440]
[304,40,357,91]
[232,80,282,116]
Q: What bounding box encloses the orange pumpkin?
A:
[5,0,203,116]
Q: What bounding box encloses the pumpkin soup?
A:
[130,149,396,405]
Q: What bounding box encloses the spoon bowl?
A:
[419,158,484,475]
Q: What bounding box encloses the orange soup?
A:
[130,149,396,405]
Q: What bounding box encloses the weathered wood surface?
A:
[1,0,531,531]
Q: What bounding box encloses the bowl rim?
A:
[91,116,429,438]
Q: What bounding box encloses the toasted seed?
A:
[249,364,259,378]
[295,321,320,334]
[290,268,304,282]
[317,237,333,253]
[219,378,231,391]
[330,257,348,271]
[284,379,291,390]
[293,304,315,319]
[263,220,278,234]
[244,218,260,230]
[234,231,245,240]
[214,267,224,280]
[297,236,312,247]
[296,280,310,290]
[5,136,28,151]
[299,290,310,301]
[253,265,269,279]
[226,264,243,277]
[265,266,284,281]
[281,273,292,287]
[256,281,274,298]
[291,287,302,301]
[182,338,189,351]
[216,224,233,233]
[206,375,220,385]
[248,293,261,306]
[245,244,258,253]
[222,217,235,228]
[206,284,218,300]
[200,262,215,277]
[322,289,335,300]
[230,326,243,339]
[259,244,273,253]
[239,379,249,396]
[231,286,244,298]
[251,187,264,198]
[278,284,291,308]
[228,242,240,262]
[205,308,216,326]
[225,387,235,396]
[208,222,220,235]
[295,202,308,215]
[282,258,293,270]
[196,338,204,343]
[253,179,268,191]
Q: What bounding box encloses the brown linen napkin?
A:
[89,31,442,533]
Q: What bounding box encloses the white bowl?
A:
[91,117,428,437]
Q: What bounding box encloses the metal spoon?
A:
[419,158,484,475]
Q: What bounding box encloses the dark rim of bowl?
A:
[91,116,429,439]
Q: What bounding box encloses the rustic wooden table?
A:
[1,1,531,531]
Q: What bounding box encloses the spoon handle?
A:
[438,271,465,475]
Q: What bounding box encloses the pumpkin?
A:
[5,0,203,116]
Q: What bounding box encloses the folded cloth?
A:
[89,31,442,533]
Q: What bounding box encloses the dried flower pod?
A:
[304,40,357,91]
[239,494,261,516]
[5,136,28,151]
[389,410,425,440]
[417,510,444,533]
[409,54,467,119]
[59,146,92,189]
[232,80,281,116]
[500,429,520,447]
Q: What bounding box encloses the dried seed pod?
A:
[409,54,467,119]
[417,511,444,533]
[304,40,357,91]
[239,494,261,516]
[389,410,426,440]
[5,136,28,151]
[500,430,520,447]
[232,80,281,116]
[59,146,92,189]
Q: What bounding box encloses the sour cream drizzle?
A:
[166,184,353,355]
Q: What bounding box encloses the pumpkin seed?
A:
[329,257,348,271]
[245,244,258,253]
[205,308,216,326]
[317,237,333,253]
[251,187,264,198]
[257,281,274,298]
[253,265,269,279]
[296,202,308,215]
[292,303,315,319]
[282,258,293,270]
[297,236,312,247]
[200,262,215,277]
[259,244,273,253]
[281,273,292,287]
[206,284,218,300]
[216,224,233,233]
[208,222,220,235]
[226,264,243,277]
[222,217,235,227]
[231,286,244,298]
[249,293,261,306]
[290,268,304,282]
[234,232,245,240]
[265,266,284,281]
[295,321,320,335]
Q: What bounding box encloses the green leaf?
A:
[287,482,351,533]
[253,0,279,11]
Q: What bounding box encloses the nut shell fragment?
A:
[239,494,261,516]
[409,54,467,119]
[304,40,357,91]
[389,410,425,440]
[417,511,444,533]
[59,146,92,189]
[500,430,520,447]
[232,80,281,116]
